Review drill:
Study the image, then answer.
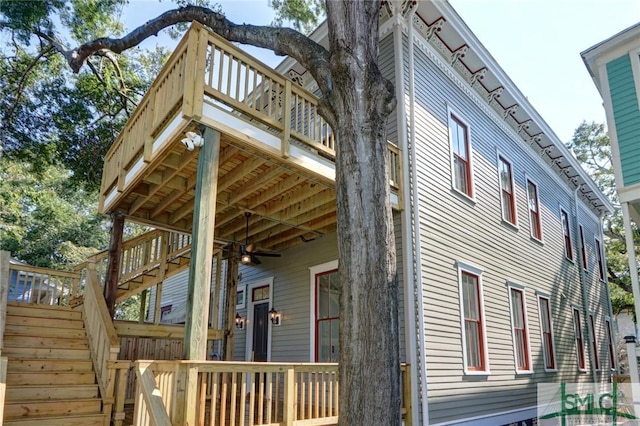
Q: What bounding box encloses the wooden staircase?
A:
[2,302,106,425]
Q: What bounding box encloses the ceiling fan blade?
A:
[251,254,262,265]
[253,252,282,258]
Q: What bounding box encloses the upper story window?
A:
[508,285,531,372]
[457,262,488,374]
[572,308,586,372]
[579,225,588,271]
[605,318,616,370]
[527,179,543,241]
[561,208,574,261]
[498,155,517,225]
[449,113,473,198]
[588,314,600,371]
[595,238,605,281]
[537,295,556,371]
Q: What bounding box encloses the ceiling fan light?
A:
[240,253,252,264]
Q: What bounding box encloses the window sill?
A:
[530,236,544,246]
[501,219,518,231]
[515,369,534,375]
[463,369,490,376]
[452,187,476,206]
[544,368,558,373]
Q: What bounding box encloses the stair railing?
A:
[83,265,121,424]
[0,356,6,425]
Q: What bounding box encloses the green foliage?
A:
[0,157,109,269]
[269,0,324,33]
[569,121,637,315]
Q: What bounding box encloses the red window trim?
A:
[509,287,530,371]
[315,269,339,362]
[595,238,605,281]
[573,308,586,371]
[461,271,486,371]
[605,318,616,370]
[561,209,574,261]
[498,156,517,225]
[589,314,600,370]
[527,180,542,240]
[579,225,588,271]
[538,296,556,370]
[450,114,473,197]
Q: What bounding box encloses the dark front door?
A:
[253,302,269,361]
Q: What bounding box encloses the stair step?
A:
[6,303,83,320]
[5,314,84,330]
[7,359,94,372]
[3,335,89,349]
[4,324,87,339]
[4,398,102,418]
[6,384,99,401]
[2,413,106,426]
[7,371,96,385]
[2,347,91,360]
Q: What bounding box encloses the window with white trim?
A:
[579,225,588,271]
[498,155,517,225]
[573,308,586,371]
[595,238,605,281]
[537,295,556,371]
[457,262,488,373]
[605,318,616,370]
[508,286,531,372]
[449,113,473,198]
[315,269,340,362]
[589,314,600,370]
[561,208,574,261]
[527,179,542,241]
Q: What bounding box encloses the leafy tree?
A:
[568,121,635,315]
[2,1,401,424]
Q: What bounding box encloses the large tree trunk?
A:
[326,2,400,425]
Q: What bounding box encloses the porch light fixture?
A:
[181,131,204,151]
[240,253,252,265]
[235,313,245,330]
[269,307,281,326]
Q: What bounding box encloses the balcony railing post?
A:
[283,366,296,426]
[282,80,292,158]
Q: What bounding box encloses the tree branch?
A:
[64,6,333,97]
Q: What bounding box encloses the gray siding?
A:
[407,38,611,424]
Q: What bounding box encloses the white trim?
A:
[495,150,518,228]
[594,235,606,282]
[244,277,274,362]
[456,261,489,375]
[432,405,537,426]
[559,205,575,263]
[308,260,339,362]
[446,104,476,203]
[578,223,590,273]
[524,174,544,243]
[572,306,588,373]
[587,313,601,371]
[506,284,533,374]
[604,316,617,371]
[236,284,246,310]
[536,294,558,373]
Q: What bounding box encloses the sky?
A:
[121,0,640,143]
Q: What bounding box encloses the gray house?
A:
[142,1,614,424]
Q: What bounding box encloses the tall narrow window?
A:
[561,209,574,261]
[509,287,531,371]
[458,266,488,373]
[605,318,616,370]
[595,238,605,281]
[538,296,556,371]
[527,180,542,240]
[316,269,340,362]
[449,114,473,197]
[498,156,516,225]
[589,314,600,370]
[579,225,588,270]
[573,308,586,371]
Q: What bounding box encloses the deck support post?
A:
[184,127,221,360]
[222,250,239,360]
[105,212,125,318]
[0,250,9,352]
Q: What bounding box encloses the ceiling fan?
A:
[240,212,281,265]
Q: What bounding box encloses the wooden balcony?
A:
[100,22,402,253]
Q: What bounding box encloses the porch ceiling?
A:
[115,131,337,253]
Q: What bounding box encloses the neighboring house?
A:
[107,1,615,425]
[8,258,59,304]
[583,23,640,341]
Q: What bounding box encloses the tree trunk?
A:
[326,2,400,425]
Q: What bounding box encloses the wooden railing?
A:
[0,356,6,424]
[83,267,121,423]
[132,360,412,426]
[3,262,82,307]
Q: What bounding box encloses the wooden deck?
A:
[99,22,402,254]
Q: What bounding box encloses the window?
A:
[316,269,340,362]
[561,209,574,261]
[605,318,616,370]
[236,287,245,309]
[458,263,488,373]
[527,180,542,240]
[589,314,600,370]
[449,113,473,197]
[498,156,517,225]
[595,238,605,281]
[160,304,172,321]
[508,286,531,372]
[579,225,588,271]
[538,296,556,371]
[573,308,586,371]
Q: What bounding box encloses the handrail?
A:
[0,356,6,425]
[83,267,121,422]
[5,262,82,306]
